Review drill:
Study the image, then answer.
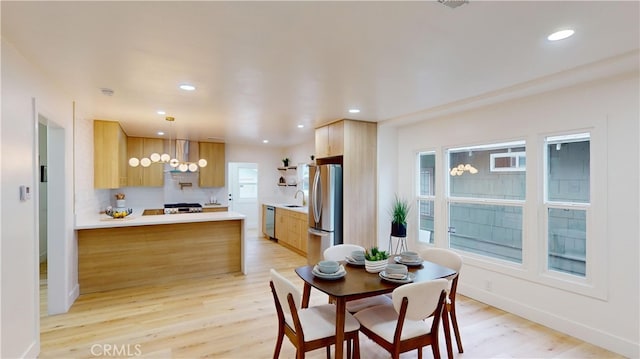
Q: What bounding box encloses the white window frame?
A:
[416,151,436,244]
[542,132,590,279]
[446,140,527,264]
[538,129,607,300]
[490,151,526,172]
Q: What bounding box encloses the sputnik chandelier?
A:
[128,116,207,172]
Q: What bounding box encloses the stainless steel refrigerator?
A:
[307,164,343,265]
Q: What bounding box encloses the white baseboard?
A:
[67,283,79,310]
[459,284,639,358]
[22,339,39,358]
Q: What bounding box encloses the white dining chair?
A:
[323,244,392,313]
[420,248,463,359]
[269,269,361,359]
[353,278,448,359]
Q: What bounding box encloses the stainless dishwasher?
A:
[265,205,275,239]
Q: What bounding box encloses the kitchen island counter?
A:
[75,208,245,230]
[76,209,246,294]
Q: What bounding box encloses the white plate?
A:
[379,271,415,284]
[394,256,424,266]
[345,256,365,266]
[313,265,346,280]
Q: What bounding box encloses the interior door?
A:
[228,162,258,229]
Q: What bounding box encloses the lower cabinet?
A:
[273,207,308,256]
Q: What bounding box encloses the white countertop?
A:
[75,208,246,230]
[263,202,308,214]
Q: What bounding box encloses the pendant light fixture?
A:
[128,116,207,172]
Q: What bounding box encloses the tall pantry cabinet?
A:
[315,119,377,249]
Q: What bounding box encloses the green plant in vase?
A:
[364,246,389,273]
[390,194,411,237]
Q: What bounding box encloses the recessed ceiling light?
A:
[100,88,114,96]
[157,131,165,136]
[263,139,269,144]
[547,29,575,41]
[157,110,166,115]
[179,84,196,91]
[297,124,304,128]
[348,108,360,114]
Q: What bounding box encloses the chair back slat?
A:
[392,278,448,321]
[270,268,302,316]
[323,244,365,261]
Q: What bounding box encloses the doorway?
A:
[228,162,258,229]
[37,113,67,315]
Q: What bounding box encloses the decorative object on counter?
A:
[128,116,208,172]
[390,194,410,237]
[364,246,389,273]
[282,157,289,167]
[279,176,286,184]
[115,192,126,208]
[310,155,315,161]
[105,207,132,219]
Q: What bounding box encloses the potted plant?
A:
[390,194,410,237]
[364,246,389,273]
[282,157,290,167]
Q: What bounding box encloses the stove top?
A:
[164,203,203,213]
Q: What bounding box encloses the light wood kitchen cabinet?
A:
[275,210,287,244]
[94,120,128,189]
[315,120,344,159]
[315,119,377,249]
[198,142,226,187]
[274,207,308,256]
[202,207,228,213]
[127,137,164,187]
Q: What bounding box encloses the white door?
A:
[228,162,258,229]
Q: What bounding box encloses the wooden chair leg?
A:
[353,335,360,359]
[273,327,284,359]
[325,345,330,359]
[347,339,352,359]
[418,346,423,359]
[442,309,454,359]
[450,304,464,353]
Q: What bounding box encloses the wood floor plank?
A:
[39,230,623,358]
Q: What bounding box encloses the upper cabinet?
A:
[199,142,226,187]
[315,120,344,159]
[94,120,127,189]
[127,137,164,187]
[314,119,377,249]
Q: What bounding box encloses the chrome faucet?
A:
[295,190,306,206]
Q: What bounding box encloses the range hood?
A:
[168,139,207,173]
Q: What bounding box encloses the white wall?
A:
[386,72,639,357]
[1,38,76,357]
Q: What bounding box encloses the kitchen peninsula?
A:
[75,210,246,294]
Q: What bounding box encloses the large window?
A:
[545,133,590,277]
[417,152,435,243]
[447,141,526,263]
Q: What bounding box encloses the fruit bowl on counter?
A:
[105,208,133,219]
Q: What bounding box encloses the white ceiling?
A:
[2,1,638,147]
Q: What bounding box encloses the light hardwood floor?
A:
[39,231,622,358]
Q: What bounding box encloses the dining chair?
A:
[323,244,393,313]
[353,279,448,359]
[420,248,463,359]
[269,269,361,359]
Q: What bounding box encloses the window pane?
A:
[449,203,523,263]
[548,208,586,276]
[547,139,590,203]
[418,199,434,243]
[419,153,435,196]
[449,144,526,200]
